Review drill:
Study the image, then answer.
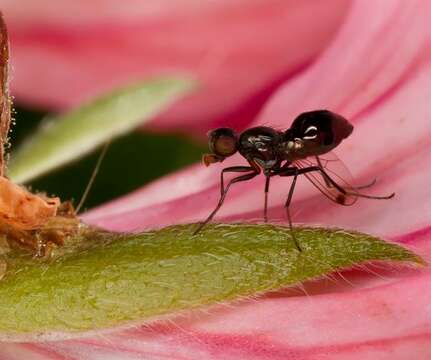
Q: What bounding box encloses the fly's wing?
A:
[294,152,358,206]
[0,13,11,176]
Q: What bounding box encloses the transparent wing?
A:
[294,152,358,206]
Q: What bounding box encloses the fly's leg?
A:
[315,156,333,188]
[273,166,311,252]
[353,178,377,190]
[220,166,255,196]
[302,165,393,200]
[282,169,302,252]
[275,165,334,251]
[315,156,382,194]
[318,167,394,200]
[264,175,270,222]
[193,170,259,235]
[274,162,394,252]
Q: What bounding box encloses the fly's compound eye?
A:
[303,125,318,140]
[203,128,238,166]
[208,128,238,157]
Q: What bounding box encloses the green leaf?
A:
[8,77,195,183]
[0,223,423,340]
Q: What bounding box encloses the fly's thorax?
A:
[238,126,282,169]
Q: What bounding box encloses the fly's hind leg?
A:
[317,167,395,200]
[353,178,377,190]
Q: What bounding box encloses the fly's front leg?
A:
[194,169,259,235]
[220,166,255,196]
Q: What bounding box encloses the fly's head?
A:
[203,128,239,166]
[283,110,353,159]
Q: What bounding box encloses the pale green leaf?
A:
[0,223,423,340]
[8,77,195,183]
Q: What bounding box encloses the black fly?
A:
[193,110,394,251]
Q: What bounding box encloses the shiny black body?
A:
[238,126,282,172]
[195,110,393,250]
[237,110,353,172]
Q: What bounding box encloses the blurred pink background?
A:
[0,0,350,135]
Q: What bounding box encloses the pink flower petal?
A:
[4,0,349,135]
[85,0,431,240]
[258,0,430,127]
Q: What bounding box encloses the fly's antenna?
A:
[76,139,111,214]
